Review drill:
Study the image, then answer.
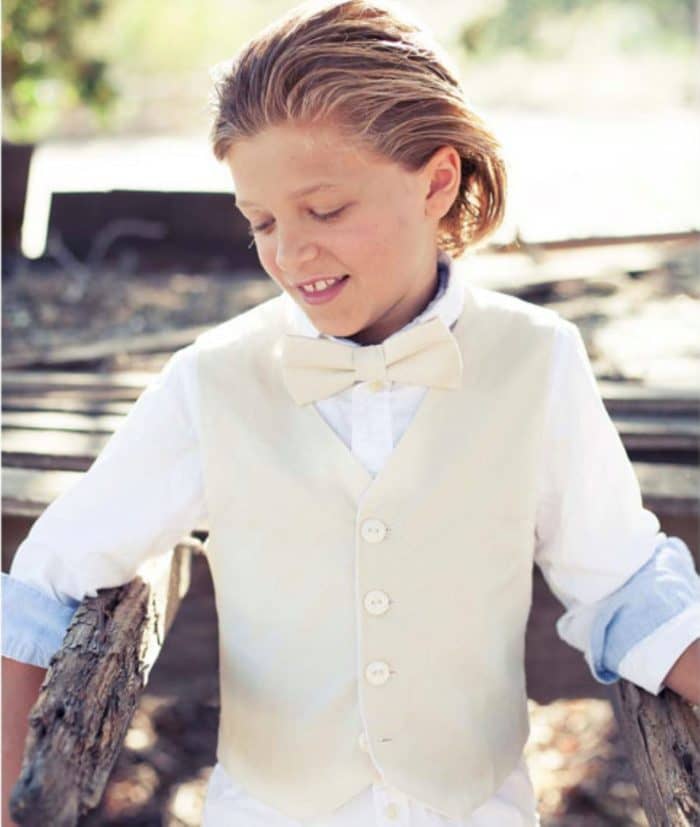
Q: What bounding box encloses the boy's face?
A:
[225,120,459,345]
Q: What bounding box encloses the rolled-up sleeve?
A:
[588,538,700,693]
[2,343,207,666]
[2,574,80,668]
[534,318,700,693]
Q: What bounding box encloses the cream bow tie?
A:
[280,316,463,405]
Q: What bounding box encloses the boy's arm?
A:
[547,539,700,701]
[1,343,206,823]
[561,539,700,699]
[663,638,700,705]
[6,344,205,609]
[2,575,76,826]
[2,656,47,827]
[0,335,203,814]
[533,319,700,699]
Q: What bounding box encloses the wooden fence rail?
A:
[8,538,199,827]
[611,681,700,826]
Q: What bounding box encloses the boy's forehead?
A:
[235,181,340,208]
[226,124,383,204]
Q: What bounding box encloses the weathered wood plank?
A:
[598,382,700,417]
[612,681,700,826]
[635,462,700,517]
[2,370,154,391]
[488,229,700,253]
[8,538,200,827]
[613,414,700,454]
[2,396,134,415]
[1,467,210,535]
[460,236,698,296]
[4,387,143,403]
[2,430,110,471]
[2,467,85,518]
[1,410,125,434]
[454,253,625,297]
[2,325,210,370]
[617,413,700,439]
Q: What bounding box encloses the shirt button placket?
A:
[360,516,393,762]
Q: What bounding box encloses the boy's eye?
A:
[314,206,346,221]
[247,223,268,239]
[246,206,347,239]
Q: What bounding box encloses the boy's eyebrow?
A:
[235,182,339,208]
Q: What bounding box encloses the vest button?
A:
[358,731,370,752]
[361,518,388,543]
[385,802,400,821]
[364,590,390,615]
[365,660,391,686]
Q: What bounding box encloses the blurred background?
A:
[2,2,699,825]
[3,0,699,263]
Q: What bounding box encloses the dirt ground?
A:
[5,256,694,826]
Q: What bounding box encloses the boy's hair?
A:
[209,0,506,257]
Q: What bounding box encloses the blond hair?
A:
[209,0,506,257]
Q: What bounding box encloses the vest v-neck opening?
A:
[293,310,468,503]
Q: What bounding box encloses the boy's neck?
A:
[345,253,450,346]
[347,268,441,346]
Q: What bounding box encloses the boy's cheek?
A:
[255,248,280,281]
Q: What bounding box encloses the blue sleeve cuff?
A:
[590,538,700,684]
[1,573,81,668]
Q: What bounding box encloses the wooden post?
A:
[611,680,700,826]
[8,538,200,826]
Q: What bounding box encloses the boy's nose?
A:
[275,230,319,273]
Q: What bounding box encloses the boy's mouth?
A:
[296,275,349,304]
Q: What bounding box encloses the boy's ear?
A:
[425,146,461,220]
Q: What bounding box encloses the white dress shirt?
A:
[4,252,700,826]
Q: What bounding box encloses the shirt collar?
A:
[282,249,465,346]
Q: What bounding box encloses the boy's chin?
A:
[302,311,367,342]
[295,301,391,345]
[315,320,364,341]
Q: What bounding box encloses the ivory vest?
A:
[195,281,558,822]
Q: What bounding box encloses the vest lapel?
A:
[295,398,374,498]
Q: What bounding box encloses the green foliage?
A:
[2,0,118,142]
[2,0,692,140]
[458,0,695,59]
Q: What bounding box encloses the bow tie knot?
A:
[353,346,387,384]
[280,315,463,405]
